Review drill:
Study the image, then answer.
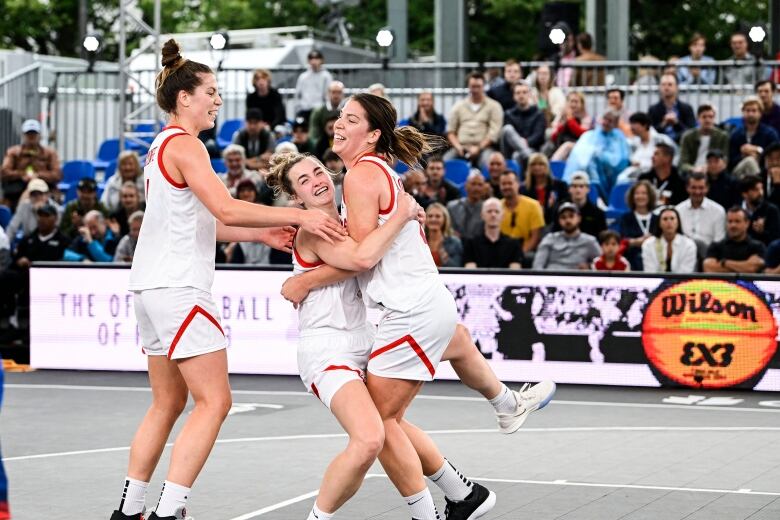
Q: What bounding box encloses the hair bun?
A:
[161,39,183,68]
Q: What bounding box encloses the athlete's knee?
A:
[350,426,385,463]
[194,389,232,419]
[152,391,188,418]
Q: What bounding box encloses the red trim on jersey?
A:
[357,158,395,215]
[167,305,225,359]
[311,383,321,400]
[158,132,188,189]
[292,229,324,268]
[324,364,365,380]
[162,125,187,133]
[369,334,435,377]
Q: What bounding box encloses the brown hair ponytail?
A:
[155,39,213,114]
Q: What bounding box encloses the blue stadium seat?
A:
[93,138,120,171]
[60,161,96,202]
[0,205,11,229]
[126,123,159,153]
[550,160,566,180]
[444,159,470,185]
[397,118,411,127]
[103,159,118,182]
[217,119,244,149]
[211,158,227,173]
[394,161,410,174]
[505,158,522,175]
[605,180,634,220]
[721,116,743,132]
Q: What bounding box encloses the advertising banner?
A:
[30,266,780,390]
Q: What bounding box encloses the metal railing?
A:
[2,59,778,163]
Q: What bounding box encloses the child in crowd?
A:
[592,230,631,271]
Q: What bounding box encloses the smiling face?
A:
[289,158,336,209]
[119,156,140,181]
[332,99,379,164]
[181,73,222,130]
[425,205,445,233]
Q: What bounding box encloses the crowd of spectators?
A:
[4,33,780,338]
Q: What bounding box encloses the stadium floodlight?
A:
[749,25,767,43]
[549,27,566,46]
[376,28,394,48]
[83,34,101,53]
[209,31,229,51]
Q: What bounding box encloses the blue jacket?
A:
[728,123,780,170]
[64,228,119,262]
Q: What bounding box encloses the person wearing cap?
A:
[1,119,61,210]
[309,80,345,144]
[704,149,740,209]
[232,108,276,171]
[294,49,334,118]
[533,202,600,270]
[729,96,779,178]
[6,178,63,239]
[63,209,119,262]
[291,118,315,155]
[59,177,109,239]
[553,171,606,238]
[245,68,286,129]
[679,104,729,175]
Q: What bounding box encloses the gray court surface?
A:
[4,370,780,520]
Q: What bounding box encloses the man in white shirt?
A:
[294,49,333,118]
[675,171,726,258]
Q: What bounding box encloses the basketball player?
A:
[281,95,556,520]
[109,40,345,520]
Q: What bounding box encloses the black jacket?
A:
[503,105,546,150]
[245,88,286,128]
[648,99,696,143]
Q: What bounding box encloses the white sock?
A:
[119,477,149,515]
[488,384,518,414]
[404,488,440,520]
[307,502,335,520]
[428,459,473,501]
[155,480,190,518]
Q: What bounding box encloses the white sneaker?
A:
[496,380,556,434]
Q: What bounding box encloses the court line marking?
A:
[7,383,780,413]
[7,426,780,462]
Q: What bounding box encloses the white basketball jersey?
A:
[340,154,439,312]
[129,126,217,293]
[292,235,366,332]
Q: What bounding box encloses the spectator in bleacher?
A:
[648,73,696,144]
[740,174,780,245]
[321,148,346,205]
[487,59,522,111]
[444,72,503,167]
[63,210,118,262]
[729,96,780,178]
[521,152,567,225]
[724,32,769,87]
[233,108,276,172]
[704,150,741,209]
[605,88,631,137]
[291,117,315,155]
[642,207,697,273]
[219,144,265,197]
[314,114,337,161]
[638,143,687,205]
[6,178,62,240]
[564,108,630,196]
[499,81,546,164]
[246,69,286,129]
[424,202,463,267]
[1,119,61,210]
[100,151,144,213]
[234,178,273,207]
[675,172,726,258]
[547,91,592,161]
[679,104,729,175]
[499,170,544,255]
[623,112,676,182]
[59,178,108,239]
[764,143,780,208]
[107,181,145,238]
[407,91,447,140]
[554,171,606,238]
[555,28,577,88]
[294,49,333,119]
[572,32,606,87]
[533,202,600,270]
[368,83,388,99]
[756,80,780,136]
[618,179,658,270]
[447,170,486,241]
[763,237,780,274]
[0,225,15,336]
[113,210,143,263]
[676,32,716,86]
[592,229,630,271]
[309,80,344,144]
[463,197,522,269]
[420,156,461,208]
[703,207,766,273]
[528,65,565,127]
[485,151,506,197]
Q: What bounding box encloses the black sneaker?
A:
[444,482,496,520]
[147,512,193,520]
[109,511,144,520]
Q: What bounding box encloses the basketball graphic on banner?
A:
[642,279,778,388]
